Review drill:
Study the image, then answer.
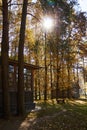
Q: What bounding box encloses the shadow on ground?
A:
[0,99,87,130]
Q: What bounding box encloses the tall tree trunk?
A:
[34,76,38,100]
[44,32,47,100]
[56,52,60,99]
[38,70,41,100]
[49,44,53,99]
[18,0,28,116]
[1,0,10,118]
[67,46,71,98]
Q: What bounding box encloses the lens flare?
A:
[43,17,53,30]
[47,0,55,6]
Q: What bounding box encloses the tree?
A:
[17,0,28,116]
[1,0,10,118]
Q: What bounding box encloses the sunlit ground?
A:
[29,99,87,130]
[0,99,87,130]
[75,100,87,104]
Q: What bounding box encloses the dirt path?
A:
[0,109,67,130]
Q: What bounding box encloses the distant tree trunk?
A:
[44,32,47,100]
[67,46,71,98]
[38,70,41,100]
[34,76,38,100]
[18,0,28,116]
[34,41,40,100]
[56,53,60,99]
[49,44,53,99]
[1,0,10,118]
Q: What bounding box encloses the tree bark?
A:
[1,0,10,118]
[17,0,28,116]
[44,32,47,100]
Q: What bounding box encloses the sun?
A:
[43,17,53,30]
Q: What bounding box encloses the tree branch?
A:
[27,12,40,22]
[8,0,12,4]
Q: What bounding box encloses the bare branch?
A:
[8,0,12,4]
[27,12,40,22]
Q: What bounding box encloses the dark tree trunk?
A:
[50,44,53,99]
[44,32,47,100]
[17,0,28,116]
[38,70,41,100]
[1,0,10,118]
[56,53,60,99]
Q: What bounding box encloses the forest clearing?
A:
[0,99,87,130]
[0,2,87,130]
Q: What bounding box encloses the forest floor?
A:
[0,98,87,130]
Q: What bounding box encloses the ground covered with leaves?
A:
[0,99,87,130]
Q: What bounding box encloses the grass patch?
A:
[35,100,63,117]
[29,99,87,130]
